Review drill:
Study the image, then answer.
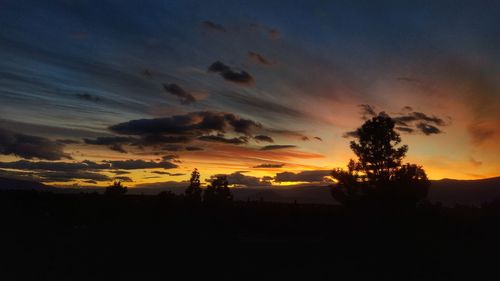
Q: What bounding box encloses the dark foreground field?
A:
[2,191,500,280]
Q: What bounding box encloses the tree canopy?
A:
[331,113,430,207]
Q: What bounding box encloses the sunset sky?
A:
[1,0,499,188]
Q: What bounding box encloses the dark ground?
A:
[1,190,500,280]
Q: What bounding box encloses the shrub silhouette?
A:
[185,168,202,202]
[331,113,430,207]
[105,181,127,196]
[203,175,233,204]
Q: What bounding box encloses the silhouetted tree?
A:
[331,113,430,207]
[105,181,127,196]
[203,175,233,204]
[185,168,202,202]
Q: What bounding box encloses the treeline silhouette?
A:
[1,114,499,280]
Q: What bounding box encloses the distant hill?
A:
[429,177,500,206]
[232,177,500,206]
[0,177,49,191]
[1,176,499,206]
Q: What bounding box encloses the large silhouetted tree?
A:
[331,113,430,207]
[203,175,233,204]
[185,168,202,202]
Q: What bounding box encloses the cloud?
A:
[393,112,445,127]
[313,137,323,141]
[248,51,274,66]
[0,159,177,172]
[161,154,179,161]
[260,145,297,151]
[395,127,414,133]
[254,135,274,143]
[75,92,100,102]
[110,111,261,137]
[110,170,130,175]
[84,136,136,153]
[57,139,80,144]
[185,146,204,151]
[113,176,133,182]
[151,171,185,176]
[104,160,178,170]
[0,160,108,171]
[274,170,332,183]
[210,171,271,187]
[350,105,448,136]
[0,128,71,160]
[38,171,110,182]
[416,123,442,135]
[198,135,248,145]
[201,21,226,32]
[208,61,254,86]
[253,163,285,168]
[163,83,196,105]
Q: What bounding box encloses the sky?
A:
[0,0,499,188]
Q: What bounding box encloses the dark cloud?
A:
[0,160,94,171]
[185,146,204,151]
[208,61,254,86]
[342,131,358,139]
[161,145,184,151]
[151,171,185,176]
[138,135,191,145]
[104,160,177,170]
[260,145,297,151]
[253,163,285,168]
[416,123,442,135]
[109,143,127,153]
[38,171,110,182]
[163,83,196,105]
[75,92,100,102]
[313,137,323,141]
[254,135,274,143]
[393,112,445,127]
[198,135,248,145]
[84,136,135,145]
[351,105,448,136]
[110,111,261,137]
[395,127,415,133]
[211,171,271,187]
[161,154,179,161]
[83,180,98,184]
[0,159,177,172]
[248,51,274,66]
[84,136,136,153]
[113,176,133,182]
[0,128,71,160]
[57,139,80,144]
[110,170,130,175]
[301,136,310,141]
[274,170,332,183]
[201,21,226,32]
